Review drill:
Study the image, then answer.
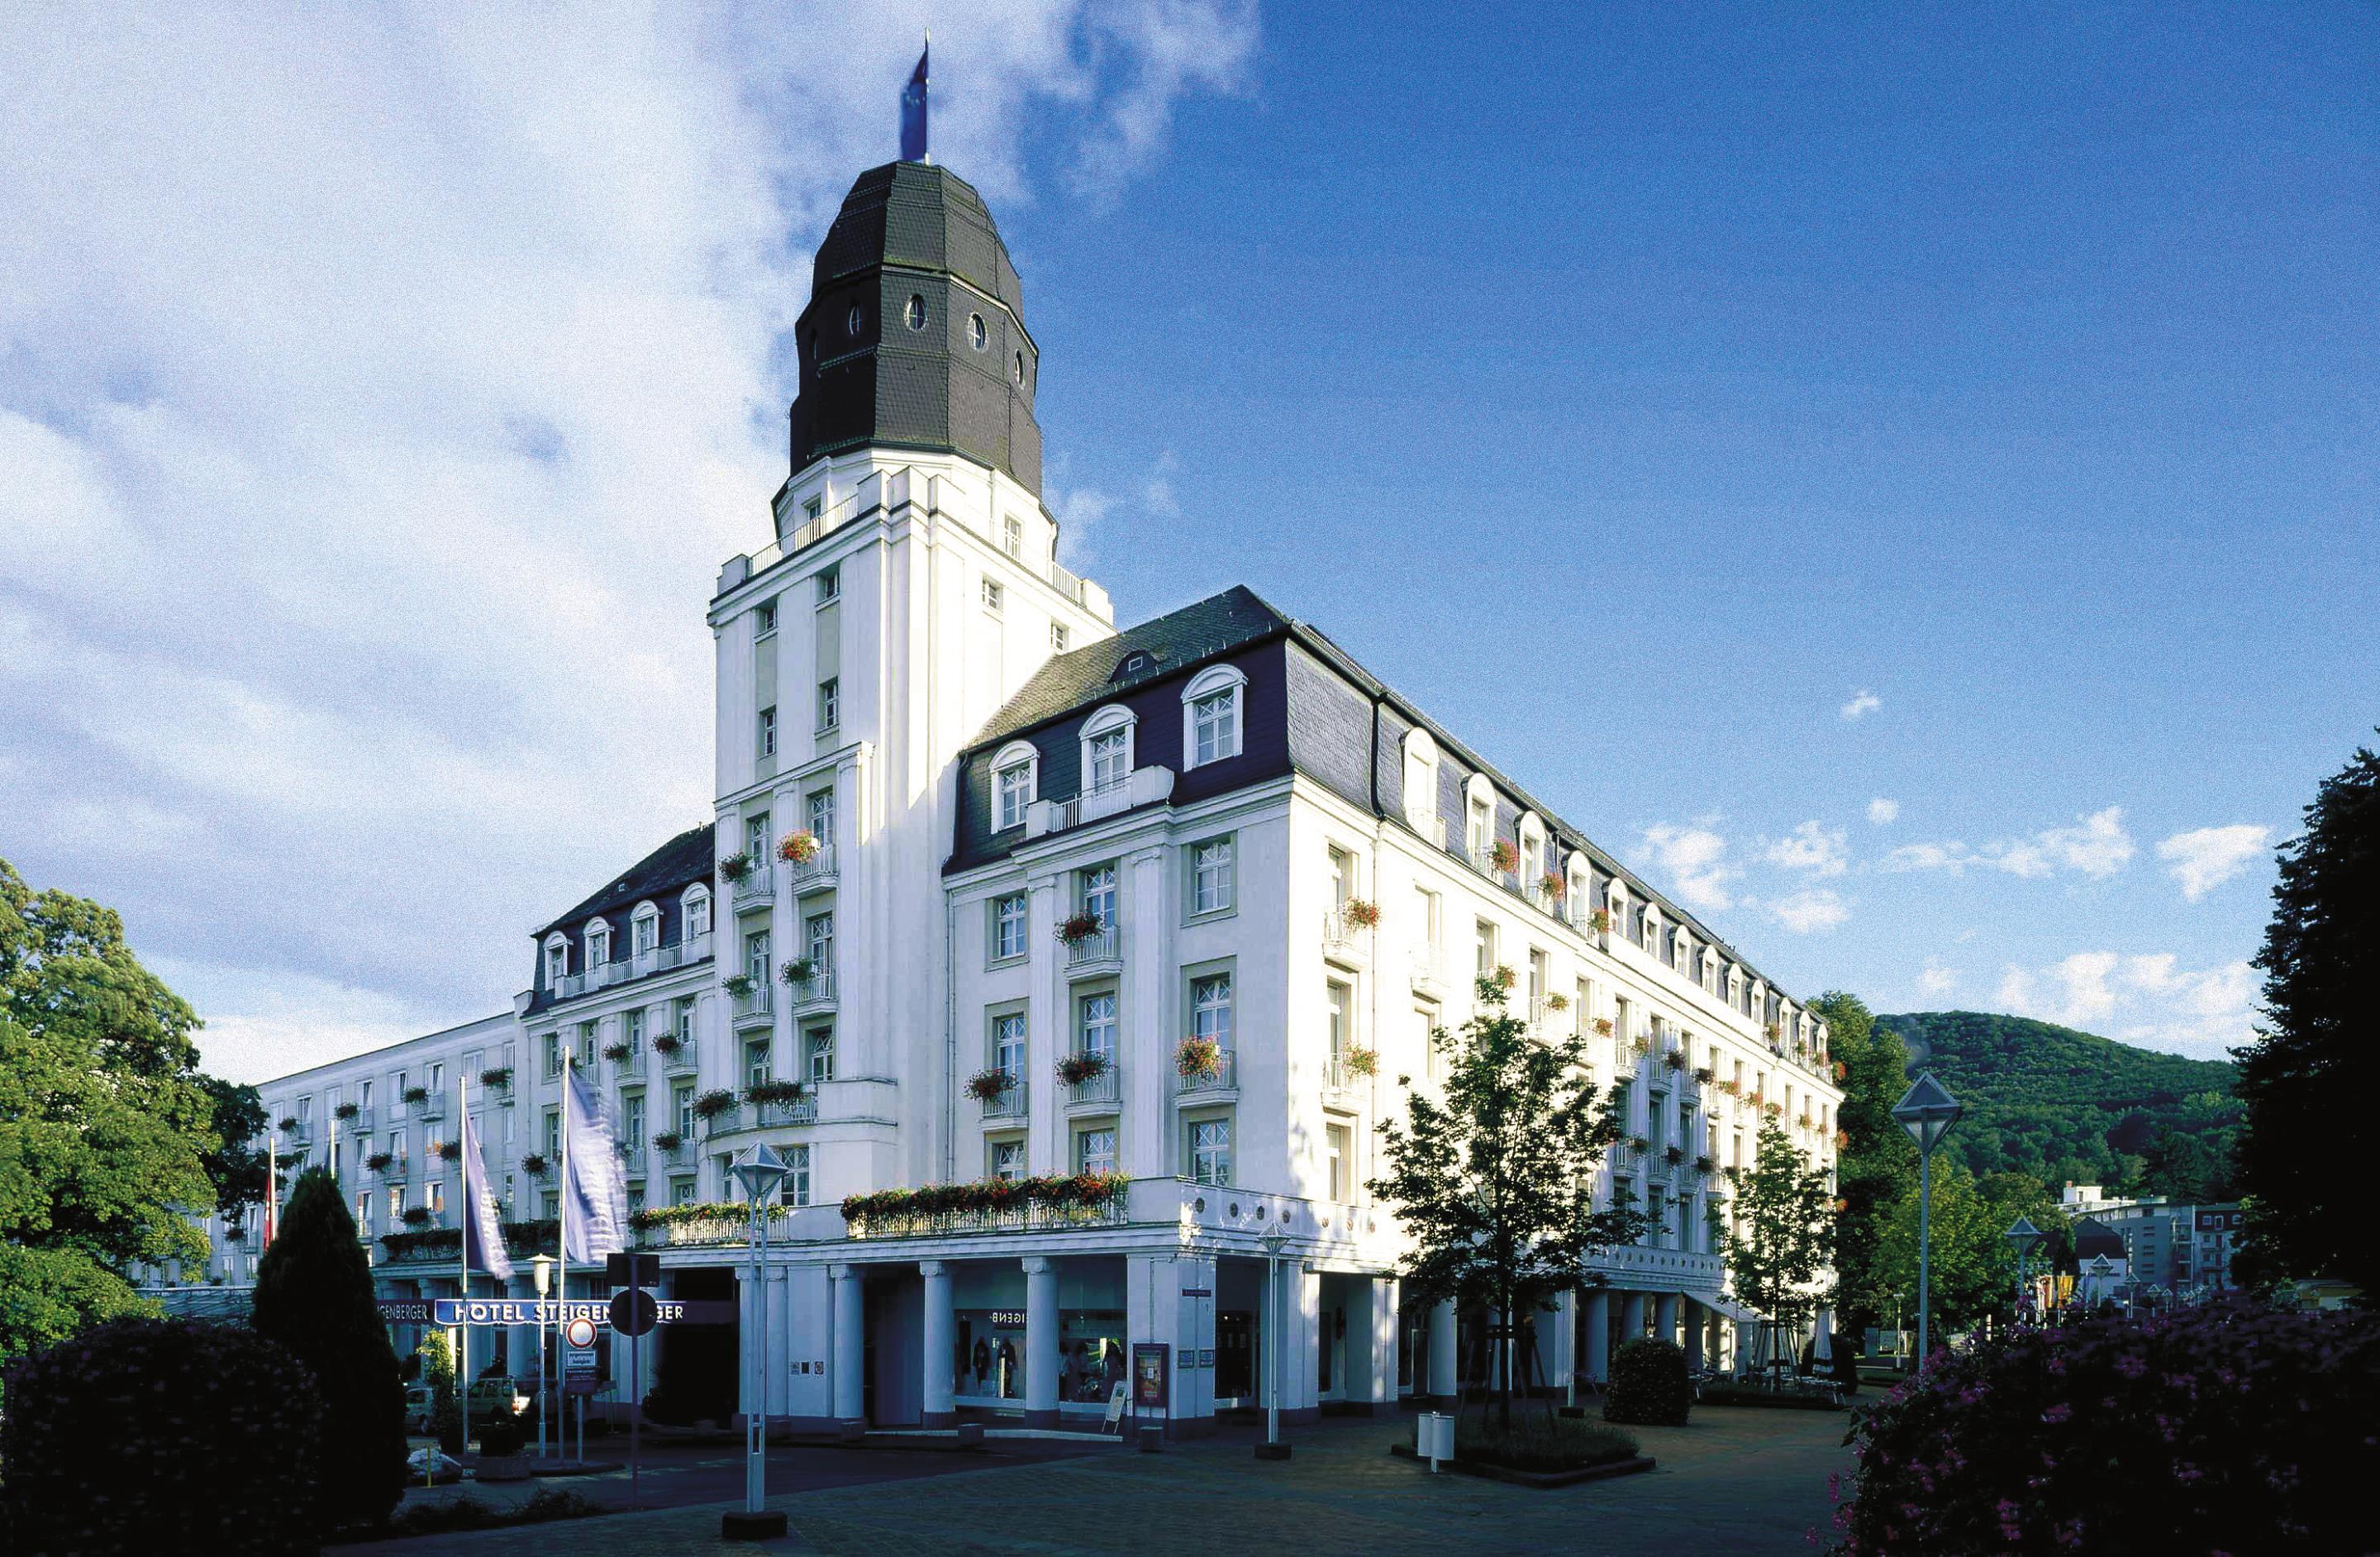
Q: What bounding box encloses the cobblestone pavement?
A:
[344,1406,1852,1556]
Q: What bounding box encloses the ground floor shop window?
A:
[952,1309,1126,1407]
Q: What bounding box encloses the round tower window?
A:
[845,302,864,336]
[968,312,987,350]
[905,294,927,331]
[1013,350,1026,386]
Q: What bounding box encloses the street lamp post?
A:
[1255,1225,1291,1460]
[1890,1074,1961,1368]
[723,1145,791,1540]
[530,1254,554,1459]
[2006,1216,2044,1322]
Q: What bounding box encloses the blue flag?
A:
[563,1065,629,1264]
[461,1110,513,1282]
[899,43,928,162]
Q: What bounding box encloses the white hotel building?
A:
[220,159,1841,1433]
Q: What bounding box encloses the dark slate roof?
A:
[533,824,715,941]
[962,582,1802,1005]
[964,584,1292,750]
[2073,1217,2129,1259]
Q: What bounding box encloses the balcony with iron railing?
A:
[731,862,774,907]
[1063,924,1122,976]
[977,1071,1028,1121]
[732,982,774,1030]
[1024,766,1177,841]
[1174,1048,1239,1099]
[785,843,837,891]
[786,968,837,1013]
[759,1094,819,1128]
[1321,906,1373,962]
[1321,1054,1371,1098]
[1064,1060,1121,1111]
[415,1092,447,1121]
[616,1142,645,1175]
[654,1137,695,1170]
[607,1044,645,1079]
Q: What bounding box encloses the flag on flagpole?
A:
[462,1103,514,1282]
[562,1065,629,1264]
[264,1134,278,1249]
[899,40,929,163]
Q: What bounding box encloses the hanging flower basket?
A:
[1545,992,1570,1013]
[1342,1045,1378,1078]
[1833,1059,1848,1081]
[478,1066,512,1089]
[692,1088,738,1119]
[1592,1017,1615,1037]
[437,1140,461,1163]
[1694,1154,1716,1175]
[1692,1066,1715,1085]
[1627,1135,1651,1154]
[1716,1077,1739,1095]
[651,1131,683,1152]
[333,1102,360,1120]
[745,1079,807,1106]
[1055,1051,1111,1087]
[1490,964,1516,991]
[1342,898,1381,929]
[779,957,816,985]
[1664,1145,1685,1165]
[520,1153,550,1175]
[1834,1127,1850,1150]
[1055,912,1104,945]
[602,1040,633,1063]
[365,1151,393,1172]
[1175,1036,1223,1080]
[653,1033,684,1055]
[402,1086,431,1105]
[719,851,754,882]
[401,1207,434,1227]
[1764,1021,1781,1044]
[278,1117,298,1131]
[722,974,756,998]
[966,1068,1014,1102]
[1489,840,1520,874]
[1588,908,1613,934]
[778,829,821,864]
[1661,1049,1687,1070]
[1540,872,1567,902]
[1764,1101,1783,1117]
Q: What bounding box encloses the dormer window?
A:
[1121,652,1150,677]
[1182,664,1246,769]
[586,920,612,969]
[1081,706,1136,793]
[683,885,712,941]
[631,902,659,957]
[1003,514,1023,559]
[992,740,1039,831]
[1402,728,1439,833]
[544,936,568,989]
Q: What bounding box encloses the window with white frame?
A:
[816,677,839,732]
[816,568,840,605]
[1077,1126,1117,1175]
[1475,919,1498,978]
[543,1031,562,1077]
[1326,1122,1353,1202]
[1051,622,1069,653]
[757,705,777,759]
[683,888,711,940]
[804,911,834,973]
[1414,886,1441,959]
[671,1178,696,1206]
[1189,836,1234,916]
[1402,728,1438,831]
[1082,705,1134,793]
[1182,665,1245,768]
[586,920,611,969]
[545,937,568,989]
[992,1012,1026,1078]
[807,787,835,845]
[1079,863,1116,926]
[754,600,777,638]
[992,893,1028,959]
[1078,991,1116,1060]
[631,904,659,957]
[805,1024,835,1083]
[982,578,1004,614]
[1190,972,1233,1049]
[992,1139,1026,1182]
[673,997,695,1046]
[785,1144,812,1207]
[1189,1117,1231,1185]
[1328,845,1354,908]
[1468,792,1494,864]
[745,812,770,863]
[674,1083,695,1136]
[1327,979,1353,1059]
[991,740,1036,831]
[744,928,770,988]
[1003,514,1023,559]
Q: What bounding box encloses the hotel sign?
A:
[376,1298,732,1327]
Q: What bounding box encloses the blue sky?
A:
[2,3,2369,1078]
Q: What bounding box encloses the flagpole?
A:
[458,1069,472,1434]
[556,1052,570,1460]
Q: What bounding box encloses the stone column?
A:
[1583,1289,1611,1383]
[1023,1255,1059,1428]
[1545,1288,1577,1403]
[1360,1276,1399,1413]
[830,1264,864,1425]
[1654,1292,1680,1349]
[1285,1266,1323,1421]
[1427,1299,1458,1407]
[1123,846,1172,1179]
[920,1260,956,1427]
[1678,1295,1702,1367]
[1620,1291,1646,1349]
[765,1266,789,1417]
[1026,877,1064,1176]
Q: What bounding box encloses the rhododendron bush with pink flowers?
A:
[1835,1299,2380,1554]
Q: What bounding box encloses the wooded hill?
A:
[1874,1011,2242,1200]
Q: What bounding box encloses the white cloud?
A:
[1840,690,1881,721]
[2155,824,2272,902]
[1866,798,1900,826]
[1993,950,2259,1060]
[1883,806,2135,882]
[1635,823,1739,912]
[1764,820,1849,877]
[1916,960,1959,997]
[1766,889,1849,935]
[0,5,1255,1081]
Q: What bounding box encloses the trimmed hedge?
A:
[2,1317,324,1555]
[1602,1337,1691,1426]
[1838,1298,2380,1554]
[1456,1413,1638,1473]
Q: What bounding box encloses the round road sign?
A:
[564,1315,599,1349]
[610,1286,659,1338]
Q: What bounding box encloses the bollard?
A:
[1138,1425,1163,1454]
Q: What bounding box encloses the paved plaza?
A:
[347,1406,1852,1555]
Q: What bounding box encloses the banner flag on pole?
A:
[462,1106,514,1282]
[562,1065,629,1264]
[264,1134,278,1248]
[899,40,929,163]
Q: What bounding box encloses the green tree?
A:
[421,1331,466,1455]
[251,1167,407,1531]
[1725,1118,1835,1363]
[196,1074,269,1217]
[1370,975,1644,1428]
[1872,1162,2066,1335]
[1813,992,1916,1347]
[2235,740,2375,1293]
[0,858,230,1359]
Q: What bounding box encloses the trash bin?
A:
[1418,1412,1454,1468]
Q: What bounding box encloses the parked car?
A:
[402,1383,436,1435]
[468,1376,530,1428]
